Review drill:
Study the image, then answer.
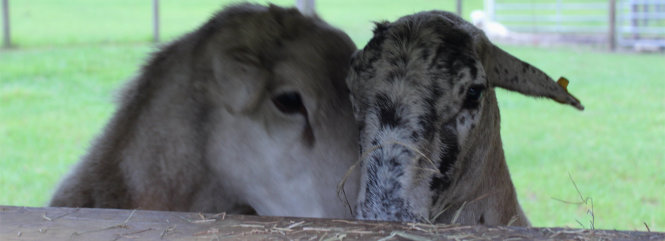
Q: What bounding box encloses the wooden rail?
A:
[0,206,662,240]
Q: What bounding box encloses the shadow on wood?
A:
[0,206,661,240]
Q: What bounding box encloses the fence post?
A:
[631,0,639,39]
[2,0,9,48]
[296,0,315,16]
[643,4,649,26]
[609,0,616,51]
[484,0,495,21]
[556,0,562,32]
[152,0,160,43]
[456,0,462,16]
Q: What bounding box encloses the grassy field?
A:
[1,0,664,232]
[498,45,664,231]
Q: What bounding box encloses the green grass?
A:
[0,44,151,205]
[498,45,665,231]
[1,0,664,232]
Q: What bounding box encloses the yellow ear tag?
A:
[557,77,569,91]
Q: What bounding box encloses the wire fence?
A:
[3,1,663,50]
[617,0,665,48]
[487,0,665,50]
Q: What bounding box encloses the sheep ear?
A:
[482,44,584,110]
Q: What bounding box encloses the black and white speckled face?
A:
[347,12,489,222]
[347,11,583,222]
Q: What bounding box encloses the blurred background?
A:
[1,0,663,232]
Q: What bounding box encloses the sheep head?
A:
[346,10,583,224]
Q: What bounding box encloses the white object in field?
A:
[471,10,509,39]
[296,0,316,16]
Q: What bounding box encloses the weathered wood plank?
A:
[0,206,662,240]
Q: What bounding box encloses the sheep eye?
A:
[463,85,485,109]
[272,92,304,114]
[466,85,485,101]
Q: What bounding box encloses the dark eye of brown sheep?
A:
[272,92,304,114]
